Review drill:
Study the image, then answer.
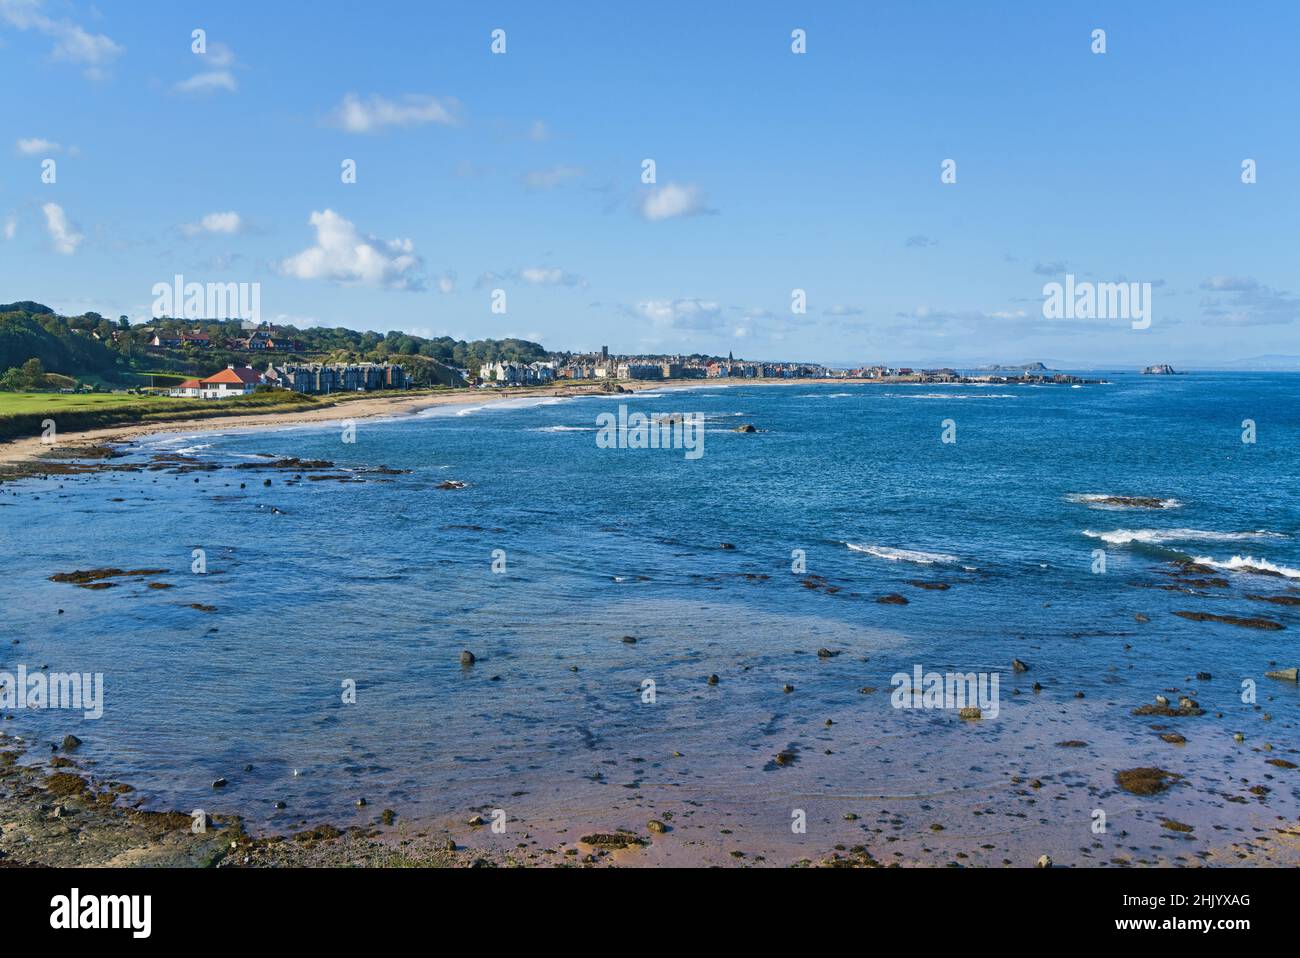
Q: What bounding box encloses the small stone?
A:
[647,819,668,834]
[274,801,287,810]
[1037,854,1052,868]
[1155,695,1169,706]
[958,706,982,720]
[782,684,794,694]
[1233,732,1245,743]
[1011,658,1029,673]
[212,777,227,788]
[356,797,367,807]
[707,674,719,685]
[467,815,485,826]
[621,635,638,644]
[460,650,476,665]
[1196,672,1212,681]
[61,735,82,750]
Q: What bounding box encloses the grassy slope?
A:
[0,390,323,442]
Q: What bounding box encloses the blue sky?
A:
[2,0,1298,367]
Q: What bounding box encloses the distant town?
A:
[0,302,1113,402]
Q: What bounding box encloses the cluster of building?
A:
[147,323,302,352]
[266,362,409,393]
[491,348,831,384]
[169,362,409,399]
[477,360,557,385]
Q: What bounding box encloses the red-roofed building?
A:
[170,365,265,399]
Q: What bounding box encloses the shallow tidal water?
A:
[2,373,1298,865]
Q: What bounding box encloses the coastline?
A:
[0,377,861,470]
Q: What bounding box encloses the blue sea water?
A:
[2,373,1298,855]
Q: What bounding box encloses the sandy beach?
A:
[0,377,869,470]
[0,380,689,469]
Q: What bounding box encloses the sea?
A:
[2,372,1297,864]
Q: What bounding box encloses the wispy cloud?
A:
[904,235,938,248]
[0,0,124,79]
[3,214,16,240]
[15,137,59,155]
[42,202,82,254]
[329,93,460,133]
[279,209,423,290]
[634,298,724,331]
[174,40,238,94]
[640,183,711,221]
[522,165,585,190]
[475,267,587,289]
[181,211,243,237]
[1199,275,1298,327]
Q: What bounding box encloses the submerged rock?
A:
[876,593,909,605]
[580,832,645,848]
[459,650,476,666]
[1115,767,1181,795]
[1173,610,1283,630]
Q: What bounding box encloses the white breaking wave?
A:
[1083,528,1286,546]
[1067,493,1182,509]
[890,393,1017,400]
[1191,555,1300,579]
[846,543,958,565]
[533,425,593,432]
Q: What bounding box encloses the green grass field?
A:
[0,392,186,415]
[0,389,322,442]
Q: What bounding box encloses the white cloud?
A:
[0,0,124,79]
[16,137,59,155]
[174,40,238,94]
[635,298,723,330]
[528,120,550,142]
[330,93,459,133]
[640,182,709,221]
[182,211,243,237]
[279,209,423,290]
[437,271,456,294]
[175,71,236,94]
[3,214,15,240]
[41,202,82,254]
[522,165,585,190]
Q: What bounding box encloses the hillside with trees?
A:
[0,302,549,390]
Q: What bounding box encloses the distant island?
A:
[1141,364,1181,375]
[974,361,1054,373]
